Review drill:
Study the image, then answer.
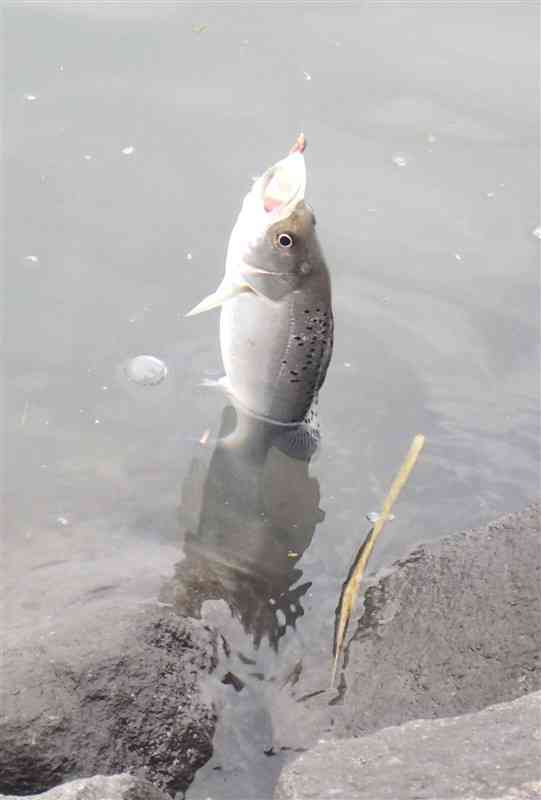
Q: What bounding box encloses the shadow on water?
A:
[157,398,332,799]
[164,401,325,652]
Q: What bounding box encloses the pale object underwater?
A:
[187,134,334,425]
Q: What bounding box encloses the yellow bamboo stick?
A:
[331,434,425,688]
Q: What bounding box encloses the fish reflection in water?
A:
[165,401,325,649]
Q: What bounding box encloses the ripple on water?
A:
[124,355,168,386]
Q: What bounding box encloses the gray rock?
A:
[0,607,217,797]
[335,502,541,736]
[0,773,170,799]
[275,690,541,800]
[276,504,541,756]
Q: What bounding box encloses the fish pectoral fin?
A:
[185,282,254,317]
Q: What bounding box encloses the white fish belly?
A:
[220,291,332,424]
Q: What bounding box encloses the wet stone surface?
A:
[337,501,541,734]
[275,691,541,800]
[0,774,171,800]
[276,502,541,749]
[0,608,217,797]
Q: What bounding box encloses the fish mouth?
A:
[255,135,307,217]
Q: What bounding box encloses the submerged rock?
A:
[275,690,541,800]
[0,608,217,797]
[0,773,170,800]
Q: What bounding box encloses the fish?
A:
[187,134,333,425]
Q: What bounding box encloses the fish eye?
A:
[276,232,294,249]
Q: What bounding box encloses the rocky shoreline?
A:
[276,691,541,800]
[0,610,217,797]
[2,502,539,799]
[338,500,541,733]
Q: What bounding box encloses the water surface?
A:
[4,3,539,798]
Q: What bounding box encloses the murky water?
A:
[4,3,539,798]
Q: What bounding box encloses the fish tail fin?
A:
[274,396,321,461]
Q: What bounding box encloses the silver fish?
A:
[187,134,333,424]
